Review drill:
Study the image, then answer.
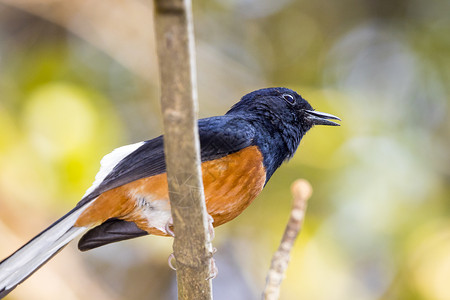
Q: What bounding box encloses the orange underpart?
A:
[75,146,266,236]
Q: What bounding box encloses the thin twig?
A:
[262,179,313,300]
[153,0,213,299]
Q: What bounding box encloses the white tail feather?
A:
[0,204,91,293]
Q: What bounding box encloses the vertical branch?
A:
[262,179,313,300]
[153,0,213,299]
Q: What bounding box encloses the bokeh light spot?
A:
[23,83,97,158]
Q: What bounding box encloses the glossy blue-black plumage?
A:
[226,87,315,181]
[0,87,338,298]
[79,87,317,209]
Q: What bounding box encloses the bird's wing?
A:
[76,116,255,250]
[77,116,255,207]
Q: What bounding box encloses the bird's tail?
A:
[0,203,92,298]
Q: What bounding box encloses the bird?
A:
[0,87,340,298]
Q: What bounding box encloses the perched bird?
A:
[0,87,340,297]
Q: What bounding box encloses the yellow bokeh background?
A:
[0,1,449,299]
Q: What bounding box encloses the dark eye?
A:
[282,94,295,105]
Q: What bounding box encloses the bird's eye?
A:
[282,94,295,105]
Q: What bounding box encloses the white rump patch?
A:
[83,141,145,198]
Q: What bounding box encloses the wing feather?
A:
[76,116,255,248]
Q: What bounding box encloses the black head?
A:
[226,87,340,181]
[227,87,340,132]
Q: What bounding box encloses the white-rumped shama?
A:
[0,87,340,297]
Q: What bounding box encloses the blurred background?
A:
[0,0,449,299]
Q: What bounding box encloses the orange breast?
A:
[202,146,266,226]
[75,146,266,236]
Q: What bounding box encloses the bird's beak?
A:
[305,110,341,126]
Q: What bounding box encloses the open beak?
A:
[305,110,341,126]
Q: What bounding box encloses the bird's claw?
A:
[165,215,213,239]
[206,251,218,280]
[165,217,175,237]
[166,215,216,278]
[168,253,176,270]
[207,214,215,241]
[168,249,218,280]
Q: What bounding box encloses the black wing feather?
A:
[78,218,148,251]
[80,116,254,205]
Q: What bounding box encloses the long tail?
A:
[0,203,92,298]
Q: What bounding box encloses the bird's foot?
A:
[165,217,175,237]
[206,247,218,280]
[166,215,216,277]
[207,214,215,241]
[168,253,177,270]
[168,248,218,279]
[165,215,214,239]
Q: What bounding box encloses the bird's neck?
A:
[252,117,304,183]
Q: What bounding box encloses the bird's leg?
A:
[206,247,218,280]
[207,214,215,241]
[166,217,176,270]
[168,249,218,279]
[166,215,213,239]
[205,214,218,279]
[165,217,175,237]
[166,214,217,278]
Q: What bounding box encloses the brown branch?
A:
[153,0,213,299]
[262,179,313,300]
